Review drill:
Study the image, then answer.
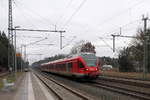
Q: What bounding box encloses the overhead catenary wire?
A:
[74,0,146,37]
[15,0,55,26]
[13,0,66,50]
[80,0,146,39]
[17,35,55,51]
[97,19,141,38]
[56,0,87,49]
[26,54,43,56]
[93,20,142,51]
[96,0,146,28]
[98,37,120,53]
[81,18,141,42]
[4,0,150,61]
[61,0,87,30]
[33,44,54,46]
[99,37,113,51]
[14,0,55,27]
[16,35,43,38]
[55,0,74,25]
[108,18,144,52]
[109,19,141,35]
[13,1,42,29]
[23,37,48,47]
[62,36,77,49]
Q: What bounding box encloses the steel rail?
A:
[99,75,150,81]
[33,70,92,100]
[41,72,91,100]
[98,76,150,88]
[90,81,150,100]
[33,71,63,100]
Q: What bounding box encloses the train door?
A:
[53,64,56,72]
[66,62,72,72]
[72,60,78,73]
[78,60,86,72]
[66,63,68,72]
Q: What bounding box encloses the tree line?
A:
[0,31,9,72]
[118,28,150,72]
[0,31,25,72]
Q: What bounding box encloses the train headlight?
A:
[86,68,89,71]
[95,68,97,71]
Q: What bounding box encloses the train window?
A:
[59,64,61,69]
[51,65,53,69]
[53,64,55,69]
[56,64,59,69]
[80,53,97,67]
[59,64,63,70]
[78,61,85,68]
[68,63,72,70]
[60,64,63,70]
[62,64,66,70]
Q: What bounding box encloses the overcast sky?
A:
[1,0,150,64]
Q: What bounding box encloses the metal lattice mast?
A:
[8,0,14,72]
[142,15,148,78]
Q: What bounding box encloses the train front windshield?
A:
[80,53,97,67]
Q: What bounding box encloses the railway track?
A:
[34,68,150,100]
[100,75,150,81]
[98,76,150,88]
[88,76,150,100]
[33,70,93,100]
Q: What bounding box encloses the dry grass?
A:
[101,70,150,80]
[0,72,23,89]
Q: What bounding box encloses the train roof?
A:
[68,52,95,57]
[48,56,79,64]
[40,62,49,66]
[41,52,96,66]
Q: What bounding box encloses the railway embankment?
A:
[101,70,150,80]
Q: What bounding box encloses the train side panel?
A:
[40,56,100,79]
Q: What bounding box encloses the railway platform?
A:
[0,72,55,100]
[14,72,55,100]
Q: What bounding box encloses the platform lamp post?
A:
[20,44,23,72]
[14,26,20,79]
[19,44,26,72]
[14,26,20,74]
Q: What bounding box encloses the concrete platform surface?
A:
[13,72,55,100]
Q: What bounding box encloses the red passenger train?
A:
[40,52,100,79]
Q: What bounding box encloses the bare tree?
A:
[70,40,96,54]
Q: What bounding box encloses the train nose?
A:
[88,67,99,77]
[88,67,97,71]
[88,71,99,77]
